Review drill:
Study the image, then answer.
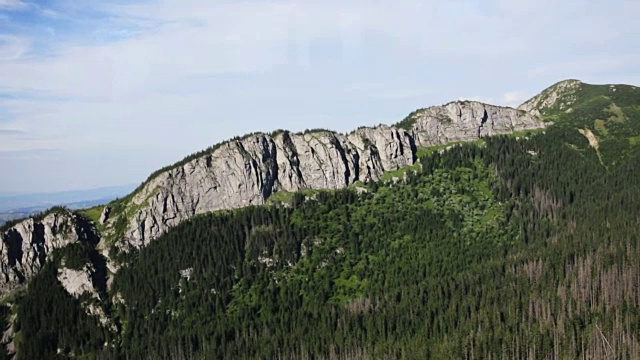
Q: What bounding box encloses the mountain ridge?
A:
[3,79,640,358]
[102,100,544,251]
[0,98,546,296]
[4,78,636,295]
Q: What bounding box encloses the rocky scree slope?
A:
[101,101,544,249]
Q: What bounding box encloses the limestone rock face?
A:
[0,210,87,293]
[410,102,543,147]
[57,264,116,331]
[106,101,545,248]
[57,266,96,298]
[348,125,415,172]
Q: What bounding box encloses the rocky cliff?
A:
[0,100,546,295]
[410,101,543,145]
[0,209,99,294]
[101,101,545,249]
[116,128,413,248]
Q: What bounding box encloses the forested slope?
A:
[4,80,640,359]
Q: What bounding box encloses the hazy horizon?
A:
[0,183,136,212]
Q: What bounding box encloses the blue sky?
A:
[0,0,639,193]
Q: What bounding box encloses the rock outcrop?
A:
[57,266,96,298]
[1,311,16,358]
[120,129,400,248]
[102,101,545,248]
[518,79,582,116]
[0,210,98,294]
[56,264,115,331]
[100,207,111,224]
[410,101,542,145]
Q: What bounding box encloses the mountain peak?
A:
[518,79,583,116]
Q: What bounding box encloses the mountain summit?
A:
[522,79,640,164]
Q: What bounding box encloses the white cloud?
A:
[38,7,60,18]
[0,35,30,61]
[501,92,530,108]
[2,0,632,102]
[0,0,557,101]
[0,0,28,10]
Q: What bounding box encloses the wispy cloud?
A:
[0,148,60,162]
[0,129,25,135]
[0,0,28,10]
[0,35,30,61]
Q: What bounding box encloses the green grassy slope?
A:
[525,80,640,165]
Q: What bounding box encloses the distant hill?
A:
[0,184,136,213]
[0,196,130,226]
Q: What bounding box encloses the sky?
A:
[0,0,639,193]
